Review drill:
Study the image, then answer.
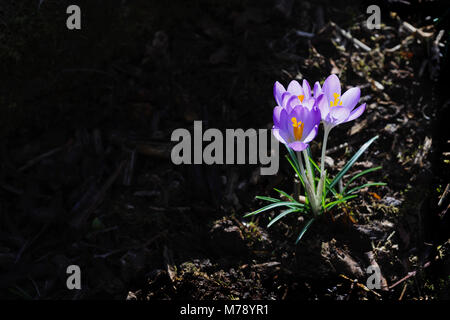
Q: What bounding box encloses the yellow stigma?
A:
[298,94,304,103]
[330,92,343,107]
[291,117,304,141]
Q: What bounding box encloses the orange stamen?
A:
[291,117,304,141]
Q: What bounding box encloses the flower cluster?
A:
[272,74,366,216]
[272,74,366,151]
[245,73,383,245]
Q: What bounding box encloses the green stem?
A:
[297,151,320,216]
[302,149,315,193]
[296,151,308,185]
[320,126,331,175]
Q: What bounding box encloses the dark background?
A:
[0,0,449,299]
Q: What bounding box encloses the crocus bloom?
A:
[273,79,315,112]
[273,103,321,151]
[316,74,366,129]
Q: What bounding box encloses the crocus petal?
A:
[317,94,330,120]
[304,97,315,111]
[330,107,350,123]
[274,81,286,106]
[340,87,360,111]
[280,91,292,108]
[302,124,319,143]
[285,94,301,112]
[310,106,323,131]
[272,127,288,145]
[313,81,322,98]
[278,108,289,133]
[273,106,283,127]
[302,79,311,100]
[344,103,366,122]
[288,141,308,151]
[322,74,341,103]
[287,80,304,96]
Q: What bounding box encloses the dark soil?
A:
[0,0,449,300]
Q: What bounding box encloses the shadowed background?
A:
[0,0,448,299]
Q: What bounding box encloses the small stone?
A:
[382,196,402,207]
[384,123,399,134]
[324,156,334,167]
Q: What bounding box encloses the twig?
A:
[70,161,126,229]
[418,59,428,78]
[87,226,119,237]
[401,21,434,39]
[123,149,136,186]
[18,146,64,172]
[163,246,176,283]
[399,283,407,300]
[15,224,49,264]
[294,30,315,38]
[93,129,104,155]
[136,142,171,159]
[339,274,381,297]
[438,183,449,207]
[0,184,23,195]
[388,261,431,290]
[330,22,372,52]
[385,44,402,53]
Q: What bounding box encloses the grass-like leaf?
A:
[324,194,358,210]
[346,182,387,195]
[286,145,300,169]
[285,155,306,187]
[308,155,337,196]
[244,201,304,218]
[273,188,295,202]
[255,195,281,203]
[286,155,305,187]
[343,166,382,192]
[295,218,315,244]
[328,136,379,192]
[267,207,303,228]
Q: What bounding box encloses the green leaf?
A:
[267,208,302,228]
[328,136,379,191]
[308,156,320,173]
[325,194,358,209]
[286,145,300,170]
[244,201,304,218]
[343,166,382,192]
[285,155,305,187]
[295,218,315,244]
[308,155,337,196]
[286,146,309,187]
[255,195,281,203]
[346,182,387,195]
[273,188,295,202]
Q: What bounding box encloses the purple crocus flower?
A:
[273,79,315,112]
[316,74,366,129]
[272,103,321,152]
